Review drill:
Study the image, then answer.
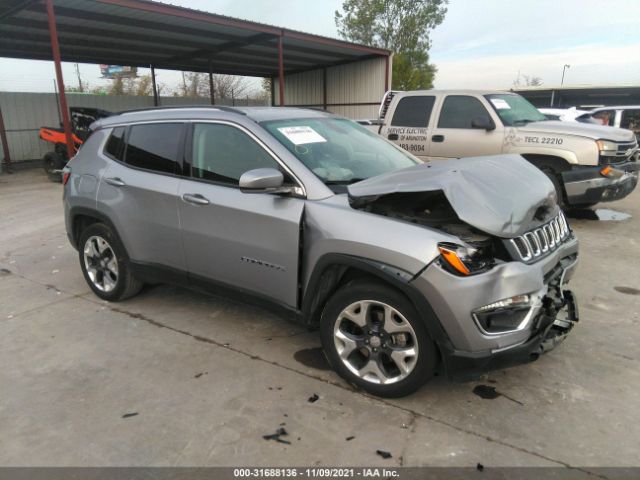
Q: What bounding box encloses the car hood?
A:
[519,120,635,142]
[347,154,558,238]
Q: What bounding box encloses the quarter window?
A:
[191,123,282,185]
[438,96,490,129]
[391,96,435,127]
[125,123,182,174]
[104,126,126,161]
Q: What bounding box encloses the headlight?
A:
[437,242,493,276]
[596,139,618,156]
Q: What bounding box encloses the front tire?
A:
[78,223,143,301]
[320,280,437,397]
[540,166,567,209]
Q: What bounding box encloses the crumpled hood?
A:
[348,154,557,238]
[519,120,635,142]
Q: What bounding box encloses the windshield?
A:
[485,94,547,126]
[261,117,419,185]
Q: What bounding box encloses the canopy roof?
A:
[0,0,390,77]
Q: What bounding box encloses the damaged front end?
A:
[346,155,580,378]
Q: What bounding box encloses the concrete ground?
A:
[1,169,639,469]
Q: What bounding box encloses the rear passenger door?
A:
[178,121,304,307]
[97,123,187,272]
[384,95,435,160]
[429,95,504,160]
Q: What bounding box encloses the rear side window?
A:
[391,96,435,127]
[104,127,125,161]
[621,109,640,133]
[125,123,182,174]
[438,96,490,129]
[190,123,281,186]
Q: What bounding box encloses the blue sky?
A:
[1,0,639,92]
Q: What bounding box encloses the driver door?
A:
[178,122,304,307]
[429,95,504,160]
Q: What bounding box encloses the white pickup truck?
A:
[360,90,639,207]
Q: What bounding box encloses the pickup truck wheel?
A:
[540,166,567,209]
[79,223,143,301]
[320,281,436,397]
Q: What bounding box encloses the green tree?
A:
[335,0,448,90]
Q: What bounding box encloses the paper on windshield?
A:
[490,98,511,110]
[277,126,327,145]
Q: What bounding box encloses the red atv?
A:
[39,107,112,182]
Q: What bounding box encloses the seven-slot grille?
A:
[510,211,570,262]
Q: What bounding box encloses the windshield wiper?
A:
[324,178,366,185]
[512,119,545,126]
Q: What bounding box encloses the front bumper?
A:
[410,233,579,378]
[562,162,639,205]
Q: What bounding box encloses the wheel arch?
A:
[69,206,122,252]
[520,153,573,173]
[301,254,453,358]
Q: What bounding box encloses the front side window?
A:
[438,95,492,129]
[125,123,182,174]
[391,96,435,127]
[104,126,125,161]
[484,94,547,126]
[191,123,281,185]
[262,117,419,185]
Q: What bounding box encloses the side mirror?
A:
[239,168,291,194]
[471,115,495,131]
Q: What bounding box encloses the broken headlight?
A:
[437,242,494,276]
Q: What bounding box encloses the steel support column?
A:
[208,61,215,105]
[385,54,390,92]
[322,67,327,110]
[45,0,75,159]
[150,64,159,106]
[278,33,285,106]
[270,75,275,106]
[0,104,11,172]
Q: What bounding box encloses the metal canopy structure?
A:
[0,0,391,169]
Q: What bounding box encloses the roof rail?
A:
[117,105,247,115]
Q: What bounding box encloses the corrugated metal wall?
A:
[274,56,389,120]
[0,92,267,163]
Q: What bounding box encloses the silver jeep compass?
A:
[63,106,579,397]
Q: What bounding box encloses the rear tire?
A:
[320,280,437,397]
[43,152,65,183]
[78,223,143,301]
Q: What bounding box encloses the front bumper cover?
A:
[444,286,579,381]
[562,161,639,205]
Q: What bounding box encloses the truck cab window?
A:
[438,96,491,129]
[391,96,435,127]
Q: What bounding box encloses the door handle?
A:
[104,177,126,187]
[432,135,445,143]
[387,133,399,141]
[182,193,210,206]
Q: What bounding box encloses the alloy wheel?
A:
[333,300,419,384]
[83,235,118,292]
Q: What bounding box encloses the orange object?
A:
[600,166,612,177]
[438,246,471,276]
[39,127,82,146]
